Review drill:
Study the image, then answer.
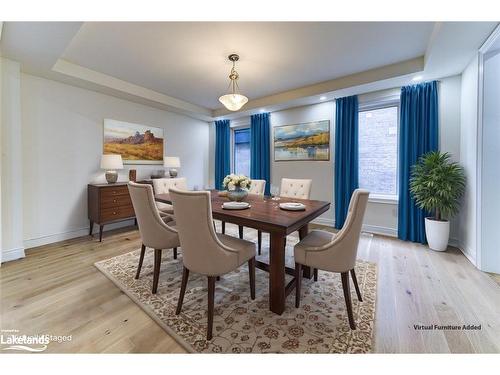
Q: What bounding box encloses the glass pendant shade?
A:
[218,93,249,111]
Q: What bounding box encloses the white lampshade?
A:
[218,93,248,111]
[164,156,181,168]
[100,154,123,170]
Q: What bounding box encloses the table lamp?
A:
[101,154,123,183]
[164,156,181,178]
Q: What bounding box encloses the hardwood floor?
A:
[1,224,499,353]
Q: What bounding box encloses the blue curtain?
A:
[250,112,271,195]
[398,81,439,243]
[215,119,230,190]
[334,95,359,229]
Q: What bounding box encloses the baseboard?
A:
[362,224,397,238]
[23,219,136,250]
[449,238,477,267]
[1,246,26,263]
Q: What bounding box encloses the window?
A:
[233,128,251,176]
[358,105,399,199]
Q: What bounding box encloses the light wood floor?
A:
[1,224,499,353]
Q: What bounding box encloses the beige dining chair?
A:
[152,177,188,215]
[223,179,267,254]
[280,178,313,245]
[169,188,256,341]
[128,182,180,294]
[280,178,312,200]
[294,189,369,330]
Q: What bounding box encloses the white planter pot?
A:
[425,218,450,252]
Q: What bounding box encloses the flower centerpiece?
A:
[222,174,252,202]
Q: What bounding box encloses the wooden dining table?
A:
[155,190,330,315]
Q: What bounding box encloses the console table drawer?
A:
[100,205,135,222]
[100,185,129,199]
[101,194,132,208]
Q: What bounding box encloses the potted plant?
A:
[222,174,252,202]
[410,151,466,251]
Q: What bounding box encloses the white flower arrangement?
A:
[222,174,252,191]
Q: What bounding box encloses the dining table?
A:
[155,190,331,315]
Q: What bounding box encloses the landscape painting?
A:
[274,120,330,161]
[103,119,164,164]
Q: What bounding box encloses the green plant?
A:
[410,151,466,221]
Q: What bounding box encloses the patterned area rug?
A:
[95,225,377,353]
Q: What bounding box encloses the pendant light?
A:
[218,54,248,111]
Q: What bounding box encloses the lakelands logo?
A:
[0,329,72,352]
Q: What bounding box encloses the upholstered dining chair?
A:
[293,189,369,330]
[280,178,313,244]
[222,179,267,254]
[152,177,188,215]
[128,182,180,294]
[169,188,256,341]
[280,178,312,200]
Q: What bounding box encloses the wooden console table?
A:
[88,182,136,241]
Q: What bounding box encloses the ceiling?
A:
[61,22,435,109]
[1,22,498,120]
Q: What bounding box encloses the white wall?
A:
[1,58,25,262]
[438,75,462,242]
[480,48,500,273]
[20,74,210,249]
[458,56,479,265]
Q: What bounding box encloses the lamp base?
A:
[169,169,178,178]
[105,170,118,183]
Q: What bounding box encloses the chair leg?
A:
[207,276,216,340]
[213,221,217,232]
[152,249,162,294]
[350,269,363,302]
[257,230,262,255]
[173,247,178,260]
[176,267,190,315]
[313,268,318,282]
[341,272,356,330]
[248,257,256,300]
[222,221,225,234]
[295,263,302,308]
[238,225,244,239]
[135,244,146,279]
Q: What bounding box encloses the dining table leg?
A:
[269,231,286,315]
[298,224,313,279]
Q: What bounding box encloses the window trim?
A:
[358,100,400,203]
[231,125,251,175]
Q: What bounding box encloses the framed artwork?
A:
[274,120,330,161]
[103,119,164,164]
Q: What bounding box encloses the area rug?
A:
[95,225,377,353]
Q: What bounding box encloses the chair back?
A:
[248,179,266,196]
[332,189,370,271]
[169,188,240,275]
[280,178,312,199]
[152,177,188,194]
[128,182,178,249]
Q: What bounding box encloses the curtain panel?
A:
[215,119,231,190]
[334,95,359,229]
[398,81,439,243]
[250,112,271,195]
